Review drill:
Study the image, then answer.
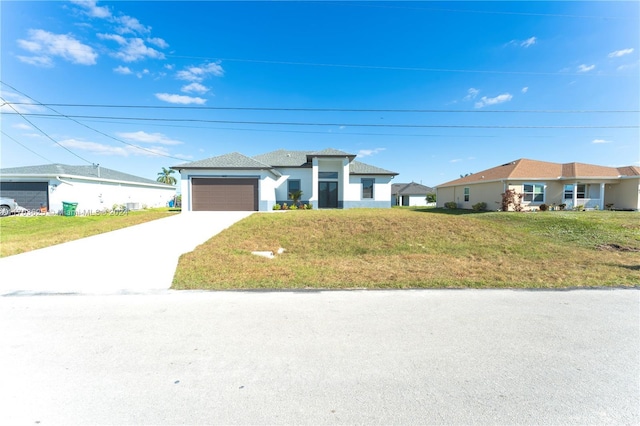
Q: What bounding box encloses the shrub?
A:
[472,202,487,211]
[281,203,289,210]
[539,203,548,211]
[501,189,523,212]
[558,203,567,211]
[444,201,457,209]
[273,203,281,210]
[289,204,298,210]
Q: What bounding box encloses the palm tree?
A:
[157,167,177,185]
[289,189,303,207]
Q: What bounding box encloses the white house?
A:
[0,164,176,212]
[172,148,398,211]
[392,182,435,207]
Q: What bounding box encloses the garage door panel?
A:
[0,182,49,210]
[192,178,258,211]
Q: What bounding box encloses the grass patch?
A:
[173,209,640,289]
[0,208,178,257]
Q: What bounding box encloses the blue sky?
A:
[1,1,638,188]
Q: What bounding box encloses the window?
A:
[318,172,338,179]
[523,183,545,202]
[564,184,586,200]
[563,184,573,200]
[288,179,301,199]
[362,178,374,199]
[464,187,470,202]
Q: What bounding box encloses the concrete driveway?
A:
[0,211,253,295]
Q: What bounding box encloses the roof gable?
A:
[392,182,435,195]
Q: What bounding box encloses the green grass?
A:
[172,208,640,289]
[0,208,179,257]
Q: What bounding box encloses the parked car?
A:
[0,197,18,217]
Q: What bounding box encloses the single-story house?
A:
[436,158,640,211]
[0,164,176,212]
[172,148,398,211]
[392,182,436,206]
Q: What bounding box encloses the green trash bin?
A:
[62,202,78,216]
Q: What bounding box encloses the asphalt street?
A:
[1,289,638,425]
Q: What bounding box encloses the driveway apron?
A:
[0,211,253,295]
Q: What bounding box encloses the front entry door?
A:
[318,181,338,208]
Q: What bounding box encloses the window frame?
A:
[362,178,374,199]
[523,183,545,203]
[463,187,470,202]
[287,179,301,199]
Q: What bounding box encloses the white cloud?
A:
[608,48,634,58]
[98,34,164,62]
[0,92,44,114]
[70,0,111,19]
[155,93,206,105]
[17,29,97,66]
[181,82,209,94]
[148,37,168,49]
[450,158,462,163]
[474,93,513,108]
[521,36,536,48]
[113,65,132,74]
[59,139,129,156]
[592,139,612,144]
[177,62,224,82]
[463,88,479,101]
[577,64,595,72]
[115,15,150,35]
[521,87,528,93]
[357,148,386,157]
[13,123,32,130]
[59,138,173,157]
[617,61,639,71]
[115,131,183,146]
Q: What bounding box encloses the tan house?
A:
[436,159,640,211]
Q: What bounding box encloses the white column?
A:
[310,157,318,206]
[573,183,578,208]
[599,183,605,210]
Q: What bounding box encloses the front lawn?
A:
[172,208,640,289]
[0,208,178,257]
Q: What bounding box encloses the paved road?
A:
[2,289,638,425]
[0,211,253,295]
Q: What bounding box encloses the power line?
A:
[5,102,638,114]
[1,82,189,162]
[9,112,638,129]
[166,55,630,77]
[0,97,94,164]
[1,130,54,163]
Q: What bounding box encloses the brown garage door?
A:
[191,178,258,211]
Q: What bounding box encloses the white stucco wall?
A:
[50,177,175,212]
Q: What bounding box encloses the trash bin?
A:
[168,199,174,208]
[62,202,78,216]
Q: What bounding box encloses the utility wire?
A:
[166,55,630,77]
[1,130,54,163]
[8,112,638,129]
[4,102,638,114]
[1,82,188,162]
[0,97,94,164]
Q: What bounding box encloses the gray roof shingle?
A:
[392,182,434,195]
[0,164,172,187]
[173,152,273,169]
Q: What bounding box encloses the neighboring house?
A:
[172,148,398,211]
[436,158,640,211]
[0,164,175,212]
[392,182,435,206]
